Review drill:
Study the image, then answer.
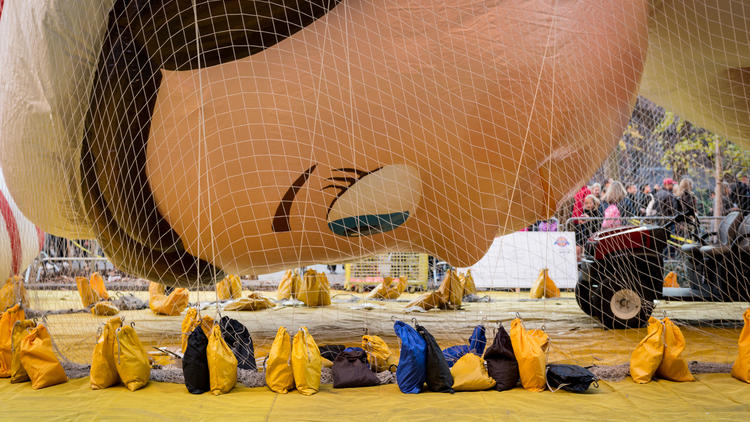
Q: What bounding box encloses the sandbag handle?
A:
[115,327,123,365]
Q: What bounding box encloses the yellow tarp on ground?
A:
[1,375,749,420]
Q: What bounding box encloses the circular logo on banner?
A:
[553,236,570,248]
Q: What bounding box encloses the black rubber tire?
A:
[575,278,596,318]
[598,283,654,329]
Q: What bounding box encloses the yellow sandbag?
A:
[630,316,664,383]
[509,318,547,392]
[91,301,120,316]
[321,357,333,368]
[90,317,122,389]
[180,309,214,354]
[265,326,295,393]
[223,293,275,311]
[0,276,29,311]
[277,270,299,300]
[362,334,397,372]
[368,277,408,300]
[216,274,243,301]
[114,325,151,391]
[663,271,679,288]
[207,325,237,395]
[292,326,321,395]
[405,290,445,311]
[10,319,36,383]
[731,308,750,383]
[76,276,99,308]
[0,303,24,377]
[436,270,463,309]
[149,282,189,316]
[461,270,477,296]
[450,352,497,391]
[656,317,694,382]
[89,272,110,300]
[19,324,68,390]
[530,269,560,299]
[316,272,331,306]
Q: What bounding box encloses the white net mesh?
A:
[0,0,748,375]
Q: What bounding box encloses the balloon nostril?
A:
[327,212,410,237]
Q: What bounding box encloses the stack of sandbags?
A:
[367,277,407,300]
[215,274,243,301]
[76,272,119,316]
[406,270,463,310]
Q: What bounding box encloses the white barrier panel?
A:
[458,232,578,289]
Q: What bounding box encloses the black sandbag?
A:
[219,316,256,370]
[416,324,454,393]
[182,326,210,394]
[546,364,598,393]
[319,344,346,361]
[483,324,520,391]
[332,349,380,388]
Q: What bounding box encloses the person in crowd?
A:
[574,194,602,258]
[621,183,639,217]
[638,184,653,216]
[571,185,591,222]
[590,183,602,200]
[674,177,698,237]
[601,181,626,229]
[674,177,697,216]
[654,177,677,218]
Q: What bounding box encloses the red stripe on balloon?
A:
[0,189,21,277]
[36,227,45,251]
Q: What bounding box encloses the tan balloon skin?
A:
[145,1,649,276]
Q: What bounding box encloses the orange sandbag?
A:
[630,317,664,383]
[91,301,120,316]
[461,271,477,296]
[368,277,408,300]
[316,272,331,306]
[277,269,300,300]
[89,272,110,300]
[76,276,99,308]
[663,271,679,288]
[149,282,189,316]
[529,269,560,299]
[19,324,68,389]
[509,318,547,392]
[180,308,214,354]
[656,317,694,382]
[223,293,275,311]
[297,270,330,307]
[90,317,122,389]
[406,271,463,310]
[10,319,36,383]
[0,276,29,311]
[436,270,463,309]
[731,308,750,383]
[0,304,25,377]
[216,274,243,301]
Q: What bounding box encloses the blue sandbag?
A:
[442,345,469,368]
[442,325,486,367]
[469,325,487,355]
[393,321,427,394]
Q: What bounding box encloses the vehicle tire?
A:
[598,283,654,329]
[575,278,597,318]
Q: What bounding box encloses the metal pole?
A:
[713,135,722,232]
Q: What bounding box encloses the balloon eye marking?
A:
[272,165,317,232]
[322,167,382,217]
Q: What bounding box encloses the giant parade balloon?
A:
[0,1,746,286]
